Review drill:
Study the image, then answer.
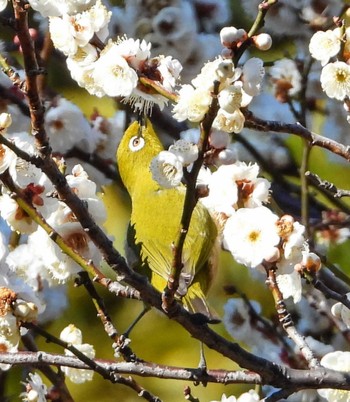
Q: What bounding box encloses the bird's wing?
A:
[129,188,217,293]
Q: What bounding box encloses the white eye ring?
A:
[129,136,145,152]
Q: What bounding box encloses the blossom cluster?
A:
[150,138,315,303]
[60,324,95,383]
[27,0,183,114]
[309,26,350,102]
[110,0,231,84]
[0,114,108,363]
[172,26,269,133]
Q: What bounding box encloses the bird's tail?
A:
[182,280,220,323]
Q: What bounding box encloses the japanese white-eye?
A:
[117,120,218,319]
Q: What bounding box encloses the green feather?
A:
[117,120,218,319]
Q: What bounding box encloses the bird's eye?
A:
[129,136,145,152]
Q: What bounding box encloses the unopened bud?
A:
[216,148,237,165]
[301,251,321,273]
[13,300,38,322]
[0,113,12,130]
[253,33,272,51]
[209,130,230,149]
[220,26,247,48]
[276,215,294,237]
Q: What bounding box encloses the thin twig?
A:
[76,272,140,363]
[265,266,319,369]
[244,110,350,161]
[306,171,350,198]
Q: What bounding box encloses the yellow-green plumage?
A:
[117,120,218,318]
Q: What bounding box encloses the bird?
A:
[116,119,218,320]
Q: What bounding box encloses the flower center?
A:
[336,69,348,83]
[163,163,177,178]
[248,230,260,243]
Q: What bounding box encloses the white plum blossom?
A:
[150,2,197,62]
[172,85,212,122]
[60,324,95,384]
[45,97,102,154]
[332,294,350,328]
[156,55,183,92]
[213,108,245,134]
[0,307,20,371]
[124,87,169,115]
[309,29,342,66]
[223,298,262,343]
[21,372,47,402]
[150,151,183,188]
[0,142,17,176]
[280,220,305,259]
[211,391,260,402]
[270,58,302,100]
[192,57,238,89]
[318,351,350,402]
[27,0,65,17]
[211,394,236,402]
[223,206,280,268]
[28,0,97,17]
[0,112,12,130]
[274,217,305,303]
[276,263,302,303]
[180,128,200,144]
[242,57,265,97]
[60,323,83,344]
[215,59,235,81]
[320,61,350,101]
[218,82,243,114]
[0,0,7,12]
[0,194,37,234]
[168,140,198,166]
[223,298,285,365]
[92,41,138,98]
[202,161,270,217]
[49,16,79,56]
[49,1,110,57]
[216,148,237,165]
[113,37,151,70]
[300,250,321,273]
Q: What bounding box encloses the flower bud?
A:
[301,251,321,273]
[0,113,12,130]
[13,300,38,322]
[60,324,83,345]
[221,47,233,59]
[216,149,237,165]
[253,33,272,51]
[220,26,247,47]
[209,130,230,149]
